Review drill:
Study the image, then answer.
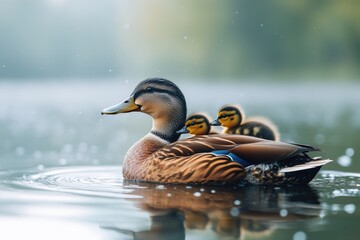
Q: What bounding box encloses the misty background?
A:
[1,0,359,172]
[1,0,360,81]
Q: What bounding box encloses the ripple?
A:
[0,166,142,199]
[1,168,360,202]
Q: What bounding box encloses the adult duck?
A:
[101,78,331,185]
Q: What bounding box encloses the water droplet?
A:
[346,148,355,157]
[108,69,112,72]
[211,189,216,193]
[33,151,42,159]
[59,158,67,165]
[184,36,188,40]
[124,23,130,29]
[293,231,307,240]
[167,193,172,197]
[234,200,241,205]
[200,188,205,192]
[2,64,5,67]
[260,24,264,27]
[230,207,239,217]
[331,204,341,211]
[337,155,352,167]
[344,204,356,214]
[15,146,25,156]
[235,11,239,14]
[37,164,44,171]
[193,192,201,197]
[156,185,166,190]
[280,209,288,217]
[186,186,192,189]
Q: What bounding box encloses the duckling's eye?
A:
[221,114,227,118]
[146,87,154,92]
[190,121,196,126]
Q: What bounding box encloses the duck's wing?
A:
[157,134,318,165]
[228,141,316,164]
[148,134,320,184]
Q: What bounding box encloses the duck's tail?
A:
[245,157,332,185]
[280,158,332,184]
[280,158,332,173]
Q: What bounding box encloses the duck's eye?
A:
[221,114,227,118]
[146,87,154,92]
[190,121,196,126]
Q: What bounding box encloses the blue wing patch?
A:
[211,150,251,167]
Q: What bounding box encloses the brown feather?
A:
[141,153,245,184]
[157,134,310,165]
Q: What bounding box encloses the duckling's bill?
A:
[177,126,190,134]
[101,95,141,115]
[210,119,221,126]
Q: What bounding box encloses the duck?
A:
[177,113,218,136]
[101,77,331,185]
[211,105,280,141]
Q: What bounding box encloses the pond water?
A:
[1,80,360,239]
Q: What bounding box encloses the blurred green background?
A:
[1,0,360,80]
[0,0,359,173]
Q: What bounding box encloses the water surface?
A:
[1,80,359,239]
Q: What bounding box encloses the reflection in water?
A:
[102,211,185,240]
[102,181,321,240]
[5,167,360,240]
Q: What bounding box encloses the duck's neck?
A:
[123,106,186,179]
[122,133,168,179]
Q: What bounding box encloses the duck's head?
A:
[210,105,244,129]
[177,113,211,135]
[101,78,187,143]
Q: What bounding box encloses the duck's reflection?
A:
[102,210,185,240]
[102,183,322,239]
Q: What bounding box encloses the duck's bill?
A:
[176,126,190,134]
[101,96,140,115]
[210,119,221,126]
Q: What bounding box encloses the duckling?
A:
[177,113,218,136]
[211,105,280,141]
[101,77,331,185]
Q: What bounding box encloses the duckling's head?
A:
[211,105,245,129]
[101,78,187,142]
[177,113,211,135]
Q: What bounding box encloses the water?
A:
[1,80,360,239]
[0,167,359,239]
